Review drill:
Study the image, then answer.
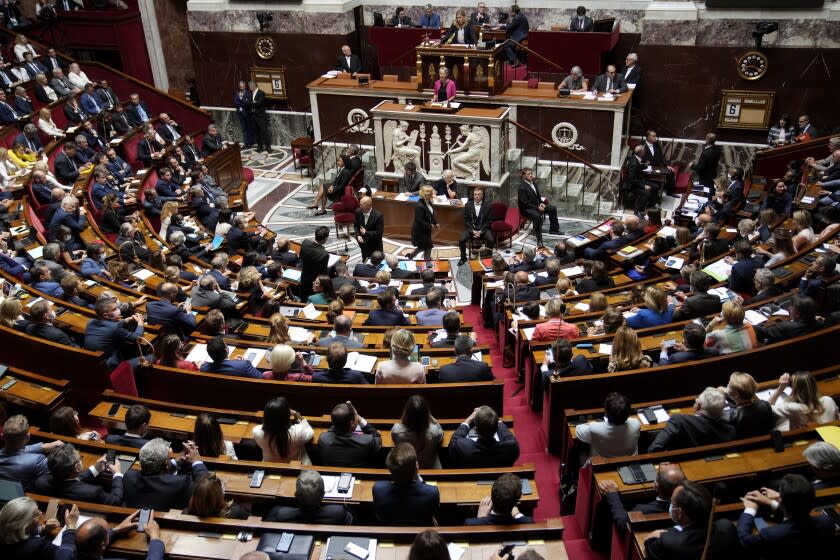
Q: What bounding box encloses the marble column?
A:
[138,0,169,90]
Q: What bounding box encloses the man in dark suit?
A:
[190,186,219,231]
[16,123,42,154]
[798,253,836,299]
[123,439,208,510]
[503,4,529,66]
[535,257,561,286]
[689,133,722,189]
[76,512,165,560]
[336,44,362,76]
[465,473,534,525]
[364,290,410,326]
[641,129,665,166]
[354,196,384,261]
[247,80,271,153]
[0,415,63,491]
[754,295,822,344]
[95,79,119,110]
[409,268,440,296]
[621,53,641,85]
[201,125,225,157]
[270,237,300,267]
[749,268,783,305]
[728,240,765,294]
[511,245,545,273]
[398,162,424,193]
[300,226,330,301]
[471,2,490,25]
[458,186,493,265]
[210,254,233,291]
[569,6,593,31]
[24,300,77,347]
[506,270,541,303]
[591,65,628,94]
[353,250,384,278]
[200,336,265,378]
[584,221,626,260]
[390,7,411,26]
[449,405,519,468]
[518,167,560,246]
[648,388,736,452]
[264,470,354,524]
[105,405,151,449]
[599,463,685,531]
[226,214,258,253]
[429,311,461,348]
[316,402,381,467]
[84,296,148,369]
[644,481,740,559]
[311,342,368,383]
[318,315,363,349]
[658,323,712,365]
[373,443,439,525]
[125,93,152,127]
[44,47,66,72]
[111,106,132,135]
[439,336,494,382]
[738,473,835,556]
[0,89,23,124]
[146,283,197,339]
[35,444,124,505]
[672,270,722,321]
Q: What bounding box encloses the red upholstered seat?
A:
[492,205,519,249]
[293,147,312,172]
[334,188,357,238]
[490,201,508,222]
[243,167,255,183]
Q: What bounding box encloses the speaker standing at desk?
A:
[570,6,594,32]
[441,9,476,44]
[433,67,456,102]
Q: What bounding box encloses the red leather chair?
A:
[293,146,312,175]
[333,187,358,238]
[492,205,520,249]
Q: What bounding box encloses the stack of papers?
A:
[744,310,768,325]
[702,260,732,282]
[574,302,590,312]
[346,352,377,373]
[637,407,670,425]
[132,269,154,280]
[288,326,314,343]
[800,196,815,204]
[399,261,418,271]
[566,235,588,247]
[301,304,320,320]
[658,226,677,238]
[561,265,585,277]
[597,343,613,354]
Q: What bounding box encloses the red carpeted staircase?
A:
[463,305,606,560]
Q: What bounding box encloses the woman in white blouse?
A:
[13,34,37,62]
[791,210,816,252]
[769,371,839,431]
[252,396,314,464]
[37,107,64,140]
[375,329,426,384]
[67,62,92,90]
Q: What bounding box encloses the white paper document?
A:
[301,303,320,320]
[346,352,377,373]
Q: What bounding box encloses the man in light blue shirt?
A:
[420,4,441,28]
[416,287,448,326]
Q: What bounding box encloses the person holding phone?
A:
[75,510,164,560]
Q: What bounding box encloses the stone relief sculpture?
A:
[383,119,421,173]
[444,124,490,180]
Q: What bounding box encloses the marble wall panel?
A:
[187,8,355,34]
[154,0,194,91]
[207,107,310,147]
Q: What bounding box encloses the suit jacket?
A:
[364,307,410,327]
[83,317,145,368]
[672,292,722,321]
[354,208,384,255]
[209,269,232,291]
[123,462,209,510]
[0,100,21,123]
[750,285,783,306]
[13,95,32,115]
[373,480,439,525]
[621,64,641,85]
[411,200,438,249]
[200,359,264,379]
[642,141,664,166]
[0,530,77,560]
[591,73,628,93]
[146,299,196,338]
[34,83,56,103]
[648,413,736,452]
[646,519,740,560]
[300,238,329,302]
[463,200,492,235]
[35,470,124,505]
[448,422,520,468]
[0,443,49,491]
[137,138,163,167]
[125,101,151,127]
[659,348,712,365]
[201,133,224,157]
[723,399,773,439]
[317,334,363,349]
[398,172,424,193]
[336,53,362,74]
[104,434,150,449]
[158,122,181,144]
[754,318,821,344]
[24,322,76,347]
[312,368,368,384]
[604,492,669,531]
[79,92,102,115]
[439,356,494,382]
[729,256,764,293]
[517,180,544,214]
[736,511,834,559]
[63,102,87,123]
[506,13,529,42]
[50,75,74,97]
[112,111,131,134]
[569,15,593,32]
[97,86,119,109]
[49,207,87,239]
[353,262,381,279]
[441,23,476,44]
[249,88,267,116]
[694,144,722,185]
[316,423,381,467]
[264,504,353,525]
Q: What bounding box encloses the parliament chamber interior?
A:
[0,1,840,559]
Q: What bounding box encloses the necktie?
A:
[66,153,77,171]
[607,79,612,91]
[137,104,148,121]
[89,95,100,113]
[102,89,112,106]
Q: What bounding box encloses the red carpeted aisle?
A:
[463,305,606,560]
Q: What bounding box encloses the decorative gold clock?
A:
[256,36,276,60]
[736,51,768,81]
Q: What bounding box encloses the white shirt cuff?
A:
[743,507,757,517]
[358,418,367,428]
[112,472,123,479]
[88,466,100,477]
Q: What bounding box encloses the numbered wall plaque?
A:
[718,90,775,130]
[250,66,288,101]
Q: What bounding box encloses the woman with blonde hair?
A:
[675,226,692,246]
[626,286,674,329]
[38,107,64,139]
[0,297,25,330]
[368,269,391,294]
[0,496,79,556]
[791,209,815,251]
[185,473,249,518]
[756,227,795,266]
[267,312,291,344]
[325,299,345,323]
[607,326,652,372]
[408,185,439,260]
[269,344,313,382]
[238,265,271,314]
[721,372,773,438]
[588,291,607,312]
[555,277,578,297]
[769,371,839,431]
[375,329,425,384]
[158,201,180,240]
[704,301,756,355]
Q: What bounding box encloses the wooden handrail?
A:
[508,118,602,173]
[505,39,564,74]
[313,113,374,149]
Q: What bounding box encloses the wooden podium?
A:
[416,42,507,96]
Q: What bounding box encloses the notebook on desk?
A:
[256,533,314,560]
